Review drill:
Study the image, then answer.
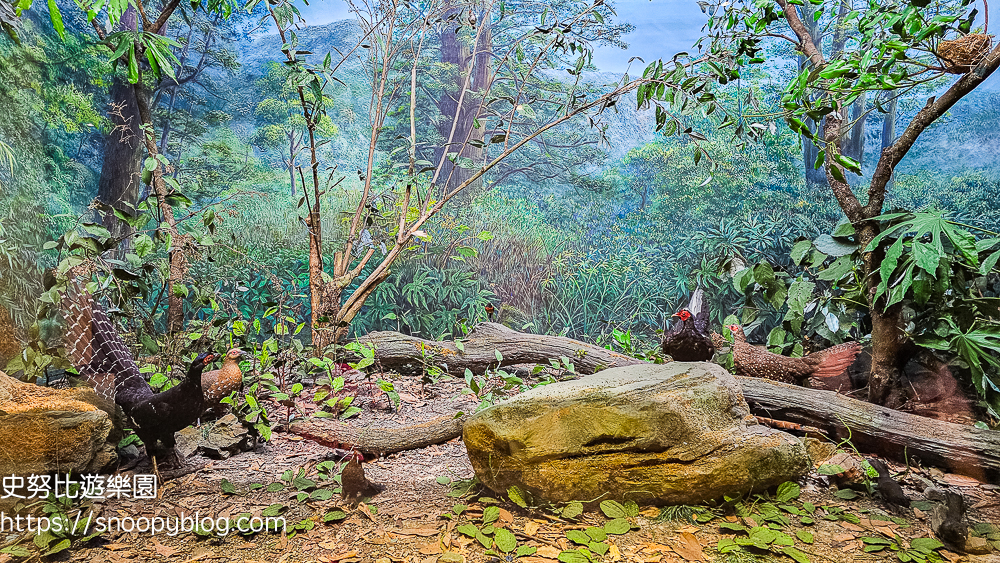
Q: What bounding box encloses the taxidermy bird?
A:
[867,458,911,509]
[725,324,862,384]
[930,491,968,548]
[340,450,383,506]
[661,288,715,361]
[61,280,216,465]
[128,351,216,464]
[201,348,246,417]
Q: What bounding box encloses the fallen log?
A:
[289,414,468,456]
[737,377,1000,482]
[349,322,644,376]
[319,327,1000,481]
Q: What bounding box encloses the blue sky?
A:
[292,0,997,87]
[295,0,708,73]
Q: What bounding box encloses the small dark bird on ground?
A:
[661,288,715,362]
[61,279,216,466]
[725,324,862,384]
[930,490,968,548]
[867,458,911,508]
[340,450,383,506]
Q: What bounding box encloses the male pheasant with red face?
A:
[661,288,715,361]
[725,324,861,384]
[61,279,216,466]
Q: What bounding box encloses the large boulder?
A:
[0,370,116,478]
[463,362,811,506]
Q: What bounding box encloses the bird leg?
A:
[151,453,161,484]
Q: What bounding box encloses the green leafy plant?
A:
[861,536,945,563]
[454,505,538,560]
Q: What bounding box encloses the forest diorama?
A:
[1,0,1000,559]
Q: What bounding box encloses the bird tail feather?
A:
[809,342,862,378]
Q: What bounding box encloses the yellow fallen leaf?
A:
[524,521,540,535]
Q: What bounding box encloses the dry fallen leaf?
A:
[839,522,864,532]
[832,533,856,542]
[319,540,338,550]
[498,508,514,523]
[641,542,673,554]
[417,542,442,555]
[152,540,178,557]
[103,544,131,551]
[674,532,705,561]
[524,521,540,535]
[677,526,700,534]
[534,545,562,559]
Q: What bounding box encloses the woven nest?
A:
[936,33,994,73]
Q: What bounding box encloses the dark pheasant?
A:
[661,288,715,361]
[129,351,216,461]
[868,458,911,509]
[61,280,216,464]
[726,324,861,384]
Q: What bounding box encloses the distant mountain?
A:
[237,19,364,79]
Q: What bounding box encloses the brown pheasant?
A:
[201,348,246,415]
[725,324,861,384]
[340,450,383,506]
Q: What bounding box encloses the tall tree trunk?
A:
[97,78,144,245]
[434,6,491,201]
[96,8,142,250]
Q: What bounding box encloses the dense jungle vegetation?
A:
[1,0,999,420]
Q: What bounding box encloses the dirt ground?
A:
[43,373,1000,563]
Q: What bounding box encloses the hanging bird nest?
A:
[936,33,994,74]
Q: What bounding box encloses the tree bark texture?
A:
[97,8,143,249]
[345,322,644,376]
[434,5,491,200]
[739,377,1000,482]
[289,414,469,456]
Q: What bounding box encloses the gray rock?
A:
[464,362,811,506]
[175,414,250,460]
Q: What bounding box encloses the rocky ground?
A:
[6,372,999,563]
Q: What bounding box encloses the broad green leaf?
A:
[494,528,517,553]
[776,481,801,502]
[599,500,628,518]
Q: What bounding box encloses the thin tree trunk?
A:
[134,77,186,333]
[881,95,897,192]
